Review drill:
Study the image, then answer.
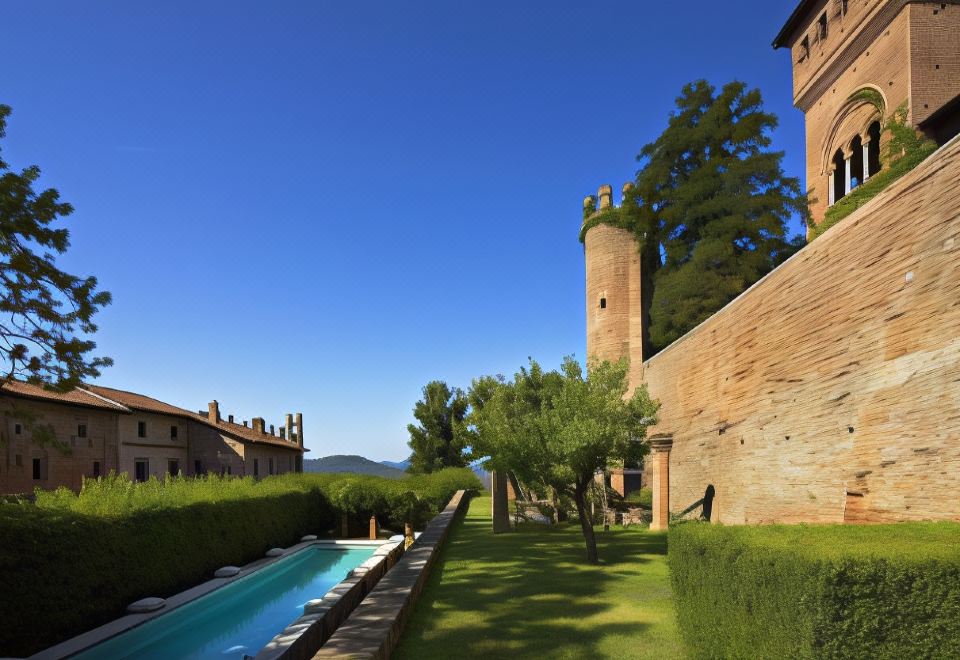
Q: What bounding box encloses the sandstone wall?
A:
[642,135,960,524]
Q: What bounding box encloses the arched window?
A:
[850,135,863,190]
[832,149,845,204]
[867,120,881,177]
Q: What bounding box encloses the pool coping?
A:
[30,538,399,660]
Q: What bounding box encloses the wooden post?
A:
[369,515,378,540]
[649,434,674,531]
[491,470,511,533]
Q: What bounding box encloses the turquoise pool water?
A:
[74,545,375,659]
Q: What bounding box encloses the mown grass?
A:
[394,495,684,659]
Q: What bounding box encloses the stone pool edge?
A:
[312,489,471,659]
[29,539,393,660]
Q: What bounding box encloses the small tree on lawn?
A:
[471,357,657,563]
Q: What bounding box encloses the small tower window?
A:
[599,297,607,309]
[818,13,828,40]
[800,36,810,61]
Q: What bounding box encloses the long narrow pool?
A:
[73,545,376,660]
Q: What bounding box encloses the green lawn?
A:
[394,495,684,659]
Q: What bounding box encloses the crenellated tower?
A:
[582,183,645,392]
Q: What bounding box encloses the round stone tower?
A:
[583,183,644,387]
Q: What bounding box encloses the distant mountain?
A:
[303,455,406,479]
[380,459,410,471]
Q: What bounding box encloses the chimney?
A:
[598,184,613,210]
[280,427,286,440]
[295,412,304,447]
[208,401,219,423]
[228,414,234,423]
[252,417,265,434]
[269,424,275,435]
[243,420,248,427]
[285,413,293,443]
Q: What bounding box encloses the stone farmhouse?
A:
[0,381,305,495]
[584,0,960,526]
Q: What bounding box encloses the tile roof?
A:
[1,381,303,452]
[0,380,129,412]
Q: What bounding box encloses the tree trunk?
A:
[573,482,599,564]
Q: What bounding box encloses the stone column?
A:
[610,468,625,497]
[491,470,511,533]
[828,169,836,206]
[649,434,674,531]
[844,152,852,196]
[862,138,871,181]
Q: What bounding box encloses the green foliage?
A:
[469,357,657,562]
[407,380,470,473]
[0,105,112,392]
[623,487,652,509]
[812,103,938,239]
[2,468,479,656]
[668,521,960,659]
[847,87,885,114]
[579,81,806,353]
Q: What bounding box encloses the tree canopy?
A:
[0,104,112,392]
[406,380,469,474]
[582,80,807,354]
[470,357,657,563]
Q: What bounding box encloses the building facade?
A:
[0,381,305,495]
[772,0,960,225]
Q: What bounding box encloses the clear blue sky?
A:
[2,1,804,461]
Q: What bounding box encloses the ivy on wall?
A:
[810,103,938,239]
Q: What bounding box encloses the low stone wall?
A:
[311,489,470,659]
[255,540,405,660]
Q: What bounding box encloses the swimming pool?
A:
[72,545,376,659]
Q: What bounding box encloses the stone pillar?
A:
[828,169,836,206]
[610,468,625,497]
[844,153,852,195]
[862,139,871,181]
[295,413,303,446]
[649,434,674,531]
[285,414,293,444]
[598,184,613,210]
[369,516,378,540]
[491,470,511,533]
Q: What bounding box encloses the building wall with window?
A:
[0,398,120,493]
[117,412,190,482]
[777,0,960,226]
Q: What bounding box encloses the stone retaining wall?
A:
[311,489,470,659]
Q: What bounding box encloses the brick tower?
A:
[582,184,645,390]
[773,0,960,226]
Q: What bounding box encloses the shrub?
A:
[668,521,960,659]
[2,468,480,656]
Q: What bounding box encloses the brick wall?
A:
[910,3,960,125]
[640,136,960,524]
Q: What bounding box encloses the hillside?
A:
[303,455,407,479]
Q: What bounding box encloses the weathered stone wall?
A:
[642,136,960,524]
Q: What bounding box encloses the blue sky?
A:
[2,1,804,461]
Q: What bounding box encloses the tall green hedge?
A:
[668,521,960,658]
[0,468,480,656]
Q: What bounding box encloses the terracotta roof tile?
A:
[0,381,129,412]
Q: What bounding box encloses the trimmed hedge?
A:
[668,521,960,659]
[1,468,480,656]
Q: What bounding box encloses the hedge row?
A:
[668,521,960,659]
[1,468,480,656]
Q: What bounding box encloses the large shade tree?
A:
[470,357,657,563]
[581,80,807,354]
[406,380,469,473]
